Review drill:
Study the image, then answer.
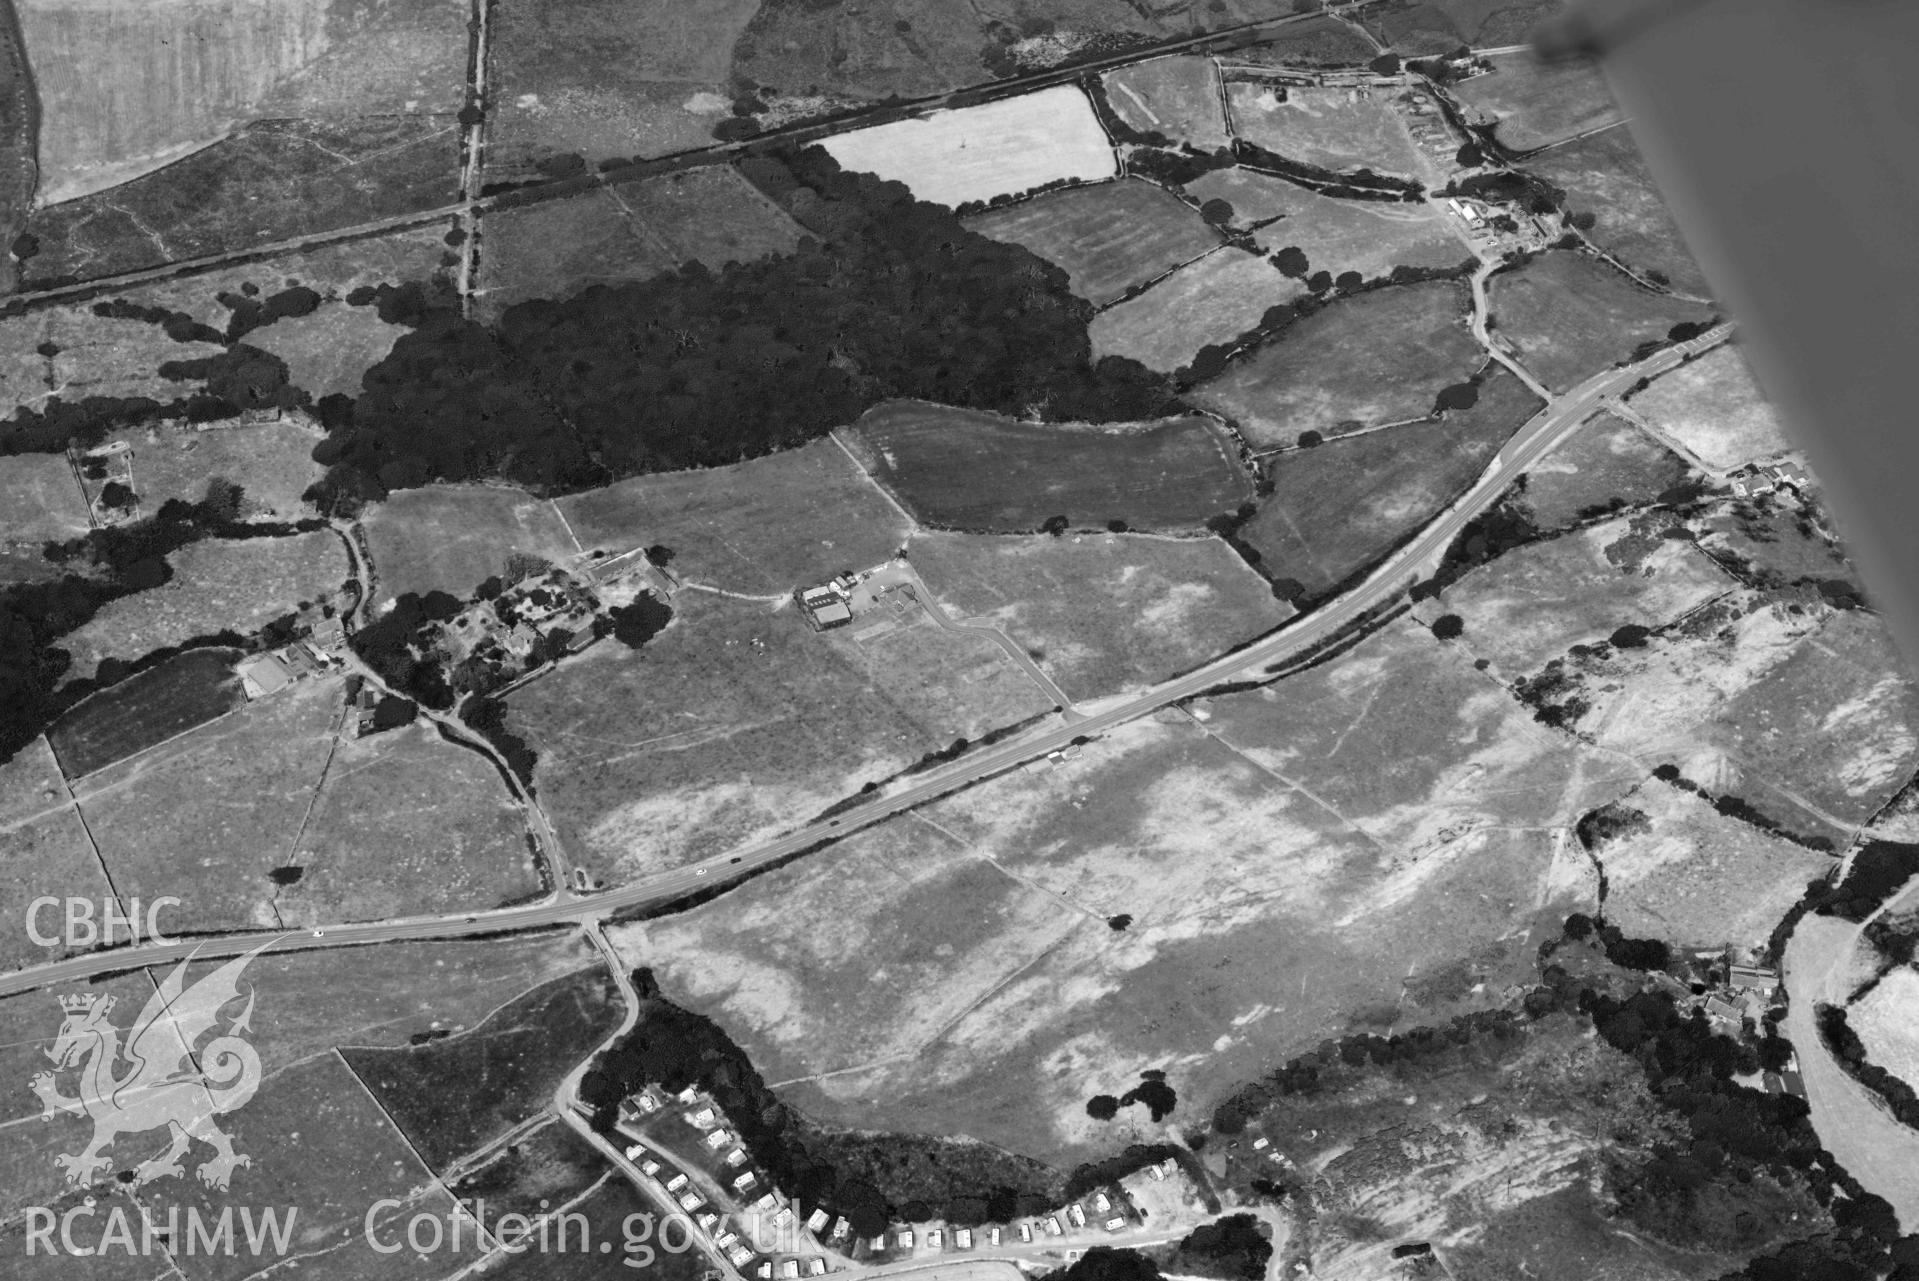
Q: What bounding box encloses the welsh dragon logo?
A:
[31,946,266,1190]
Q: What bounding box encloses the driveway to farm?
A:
[0,327,1731,999]
[1781,875,1919,1231]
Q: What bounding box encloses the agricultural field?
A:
[1359,0,1571,52]
[47,647,247,778]
[1089,246,1299,372]
[270,717,543,925]
[345,965,620,1170]
[509,587,1052,883]
[0,296,225,417]
[1237,174,1471,278]
[18,0,467,202]
[1423,516,1732,675]
[480,168,803,316]
[1589,781,1831,949]
[0,733,64,827]
[1101,56,1229,149]
[967,178,1220,307]
[1237,369,1542,594]
[0,970,168,1210]
[1531,122,1714,298]
[613,683,1594,1167]
[73,678,538,934]
[1196,610,1625,867]
[485,1178,714,1281]
[1696,499,1854,588]
[192,930,604,1074]
[555,437,912,596]
[0,801,114,973]
[486,0,763,174]
[846,400,1250,533]
[1490,251,1714,393]
[0,452,88,541]
[243,304,409,399]
[22,116,461,285]
[1449,50,1621,153]
[108,221,454,329]
[56,531,347,684]
[1626,343,1793,471]
[1518,410,1694,530]
[1225,82,1426,178]
[1706,608,1919,833]
[131,1051,475,1281]
[87,419,327,520]
[1853,968,1919,1092]
[1189,279,1481,445]
[364,484,581,603]
[447,1117,611,1225]
[1220,15,1374,66]
[906,529,1289,702]
[478,190,686,315]
[819,86,1117,208]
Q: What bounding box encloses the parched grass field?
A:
[906,529,1290,701]
[1531,123,1712,298]
[1239,176,1471,279]
[243,304,408,399]
[74,679,539,934]
[57,531,346,684]
[273,719,542,925]
[0,800,114,973]
[509,588,1052,883]
[484,1178,714,1281]
[820,86,1117,208]
[846,400,1251,533]
[48,647,246,778]
[487,0,761,172]
[556,437,912,595]
[1425,516,1732,674]
[967,178,1220,307]
[1707,608,1919,832]
[1519,410,1693,530]
[1626,343,1793,471]
[0,296,225,415]
[1595,781,1831,949]
[1190,280,1481,445]
[187,930,603,1077]
[0,453,88,541]
[1175,165,1300,226]
[613,683,1587,1166]
[131,1050,475,1281]
[1853,968,1919,1093]
[1450,51,1620,153]
[0,733,64,826]
[1102,55,1229,149]
[364,484,580,602]
[121,222,452,328]
[0,970,170,1210]
[1490,251,1714,393]
[93,420,328,521]
[480,168,804,316]
[1239,369,1541,594]
[1089,246,1301,372]
[1226,82,1425,178]
[19,0,466,203]
[344,965,620,1170]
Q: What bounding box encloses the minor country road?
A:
[0,327,1729,999]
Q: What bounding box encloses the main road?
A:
[0,326,1729,999]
